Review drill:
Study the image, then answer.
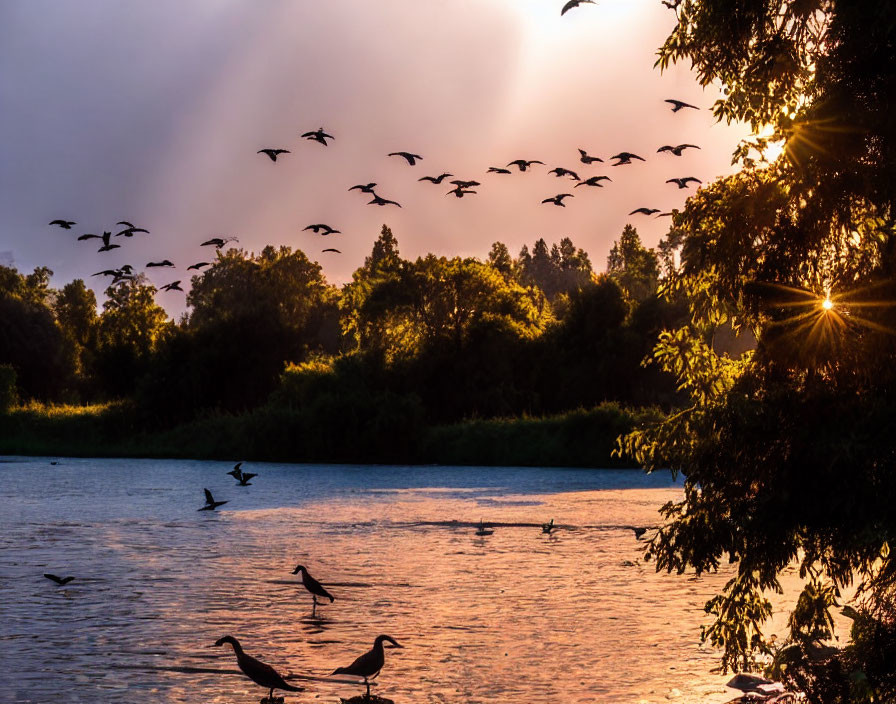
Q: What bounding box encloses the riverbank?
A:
[0,401,659,467]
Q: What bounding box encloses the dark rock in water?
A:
[341,696,394,704]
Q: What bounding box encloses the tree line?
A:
[0,224,683,430]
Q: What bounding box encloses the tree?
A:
[488,241,513,279]
[621,3,896,698]
[54,279,99,381]
[606,225,659,303]
[95,276,171,397]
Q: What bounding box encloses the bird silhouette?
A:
[507,159,544,172]
[542,519,555,534]
[43,573,75,586]
[292,565,335,612]
[419,173,453,184]
[215,636,303,702]
[657,144,700,156]
[475,520,494,536]
[116,220,135,228]
[611,152,646,165]
[561,0,596,16]
[666,177,702,189]
[447,186,477,198]
[146,260,174,268]
[200,237,237,249]
[303,224,340,235]
[450,179,480,189]
[227,462,243,479]
[302,128,334,145]
[49,219,76,229]
[549,167,580,180]
[199,488,227,511]
[332,635,403,699]
[322,248,342,253]
[632,526,649,539]
[388,151,423,166]
[237,471,257,486]
[578,148,603,164]
[487,167,512,174]
[349,183,377,193]
[258,148,290,161]
[114,227,149,237]
[542,193,574,206]
[629,207,661,215]
[97,231,119,252]
[368,195,401,207]
[575,175,612,188]
[92,269,120,278]
[160,281,183,292]
[77,233,101,241]
[665,99,699,112]
[187,262,210,270]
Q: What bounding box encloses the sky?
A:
[0,0,752,314]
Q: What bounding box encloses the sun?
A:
[821,297,833,311]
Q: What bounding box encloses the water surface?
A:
[1,458,744,703]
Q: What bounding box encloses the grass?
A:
[0,401,657,468]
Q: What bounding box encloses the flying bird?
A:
[97,232,119,252]
[187,262,210,270]
[665,99,700,112]
[116,221,135,228]
[418,173,453,184]
[388,151,423,166]
[657,144,701,156]
[575,175,612,188]
[199,488,227,511]
[77,233,101,241]
[292,565,335,611]
[629,207,661,215]
[332,635,403,699]
[215,636,303,702]
[368,195,401,207]
[542,193,574,207]
[666,177,702,189]
[322,248,342,253]
[237,470,257,486]
[561,0,596,15]
[549,167,580,181]
[578,148,603,164]
[92,269,120,278]
[227,462,243,479]
[349,183,377,193]
[43,573,75,586]
[507,159,544,172]
[447,186,477,198]
[200,237,237,249]
[487,167,512,174]
[258,148,290,162]
[160,281,183,292]
[611,152,646,165]
[115,227,149,237]
[147,260,174,268]
[450,179,480,189]
[49,220,76,229]
[302,127,334,145]
[303,224,340,235]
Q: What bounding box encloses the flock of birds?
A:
[48,96,703,300]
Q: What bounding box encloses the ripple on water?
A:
[0,458,753,704]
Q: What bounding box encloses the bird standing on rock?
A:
[332,635,403,699]
[215,635,303,702]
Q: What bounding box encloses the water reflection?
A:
[0,458,748,703]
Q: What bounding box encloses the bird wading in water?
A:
[214,635,302,702]
[332,635,403,699]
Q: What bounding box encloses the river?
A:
[0,457,749,703]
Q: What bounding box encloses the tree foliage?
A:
[621,2,896,697]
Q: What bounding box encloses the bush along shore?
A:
[0,401,659,467]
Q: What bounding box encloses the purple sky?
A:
[0,0,751,314]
